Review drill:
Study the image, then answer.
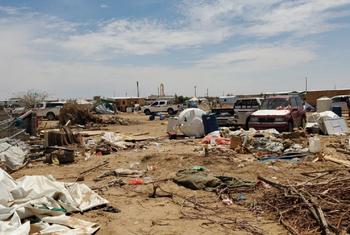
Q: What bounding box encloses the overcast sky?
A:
[0,0,350,99]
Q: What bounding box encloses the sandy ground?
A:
[12,112,350,235]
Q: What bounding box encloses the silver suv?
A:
[234,98,263,129]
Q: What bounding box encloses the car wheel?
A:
[288,121,294,132]
[144,109,151,115]
[167,108,174,115]
[245,118,250,130]
[47,112,55,120]
[301,117,306,128]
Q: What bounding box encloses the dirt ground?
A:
[11,112,350,235]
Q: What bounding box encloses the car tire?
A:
[144,109,151,115]
[288,121,294,132]
[301,117,306,128]
[47,112,55,120]
[245,117,250,130]
[167,108,174,115]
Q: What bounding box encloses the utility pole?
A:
[136,81,139,97]
[305,77,308,93]
[206,88,209,97]
[194,85,197,97]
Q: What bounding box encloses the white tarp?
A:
[307,111,349,135]
[0,138,27,170]
[0,169,108,235]
[178,108,206,137]
[102,132,133,149]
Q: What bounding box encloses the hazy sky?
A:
[0,0,350,99]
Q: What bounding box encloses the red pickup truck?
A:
[248,95,306,132]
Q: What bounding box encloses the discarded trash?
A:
[96,168,144,181]
[307,111,348,135]
[0,168,108,235]
[173,169,256,191]
[202,113,219,135]
[102,205,121,213]
[258,153,306,163]
[95,103,114,114]
[230,136,242,149]
[45,148,75,165]
[222,197,233,206]
[192,165,206,171]
[250,137,284,153]
[0,138,28,170]
[201,131,230,145]
[309,136,321,153]
[101,132,134,149]
[167,117,178,136]
[128,178,144,185]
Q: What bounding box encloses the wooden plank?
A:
[324,155,350,167]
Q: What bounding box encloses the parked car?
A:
[4,105,26,116]
[331,95,350,112]
[248,95,306,132]
[233,97,263,129]
[35,102,65,120]
[211,108,236,127]
[142,100,181,115]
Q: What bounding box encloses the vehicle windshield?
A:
[261,98,289,110]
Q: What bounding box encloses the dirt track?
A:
[12,113,348,235]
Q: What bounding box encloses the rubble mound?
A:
[59,101,96,125]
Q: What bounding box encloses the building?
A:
[304,89,350,106]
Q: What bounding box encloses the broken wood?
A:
[336,148,350,155]
[76,160,109,181]
[324,155,350,167]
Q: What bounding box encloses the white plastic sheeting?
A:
[101,132,135,149]
[307,111,348,135]
[178,108,206,137]
[0,168,108,235]
[0,138,28,170]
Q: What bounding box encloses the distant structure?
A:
[160,83,165,97]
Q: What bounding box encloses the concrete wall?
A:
[305,89,350,106]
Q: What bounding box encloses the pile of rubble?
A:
[59,101,129,126]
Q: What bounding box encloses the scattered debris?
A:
[0,168,108,235]
[307,111,349,135]
[256,175,350,234]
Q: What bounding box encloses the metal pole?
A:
[136,81,139,97]
[305,77,308,93]
[194,85,197,97]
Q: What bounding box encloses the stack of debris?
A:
[198,127,310,162]
[59,101,129,126]
[256,174,350,235]
[59,101,97,125]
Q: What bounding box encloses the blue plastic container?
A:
[332,107,342,117]
[202,113,219,135]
